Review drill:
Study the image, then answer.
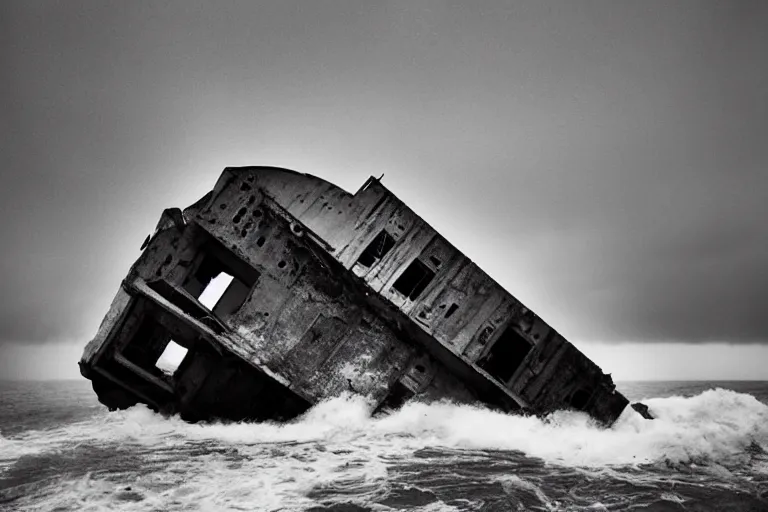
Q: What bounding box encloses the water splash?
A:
[4,388,768,466]
[2,388,767,511]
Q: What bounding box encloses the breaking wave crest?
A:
[5,387,768,467]
[2,387,768,511]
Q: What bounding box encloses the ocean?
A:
[1,380,767,511]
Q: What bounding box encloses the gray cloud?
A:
[1,0,766,350]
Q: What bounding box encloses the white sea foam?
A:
[2,388,767,511]
[4,388,768,467]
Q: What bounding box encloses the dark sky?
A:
[2,1,767,379]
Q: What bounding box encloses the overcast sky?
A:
[2,0,767,380]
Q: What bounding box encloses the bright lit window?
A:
[155,340,189,375]
[197,272,234,309]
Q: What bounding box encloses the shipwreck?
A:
[79,167,629,425]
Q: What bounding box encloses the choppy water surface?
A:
[1,380,767,511]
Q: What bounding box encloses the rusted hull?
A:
[80,167,628,425]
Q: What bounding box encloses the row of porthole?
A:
[208,198,290,276]
[232,206,263,224]
[296,195,345,215]
[223,201,267,242]
[215,201,281,265]
[220,199,289,271]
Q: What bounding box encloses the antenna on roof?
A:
[377,173,384,181]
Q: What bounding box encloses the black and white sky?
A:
[2,0,767,380]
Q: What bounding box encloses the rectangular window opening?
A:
[429,256,442,268]
[357,230,396,268]
[198,272,234,309]
[477,326,533,384]
[392,259,436,300]
[155,340,189,376]
[122,315,174,374]
[444,303,459,319]
[182,240,260,319]
[212,278,252,318]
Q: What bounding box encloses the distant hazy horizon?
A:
[2,339,768,382]
[3,1,767,380]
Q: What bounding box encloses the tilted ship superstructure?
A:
[79,167,628,424]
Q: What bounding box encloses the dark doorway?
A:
[477,325,533,384]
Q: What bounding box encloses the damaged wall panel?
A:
[80,166,629,426]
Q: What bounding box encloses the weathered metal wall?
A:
[212,167,620,417]
[82,166,626,423]
[101,171,479,409]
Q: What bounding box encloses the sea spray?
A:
[5,388,767,468]
[2,386,768,511]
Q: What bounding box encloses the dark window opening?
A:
[357,230,396,268]
[122,316,175,376]
[120,306,200,382]
[429,256,442,268]
[211,277,252,317]
[182,240,260,319]
[477,325,533,384]
[392,260,435,300]
[444,303,459,318]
